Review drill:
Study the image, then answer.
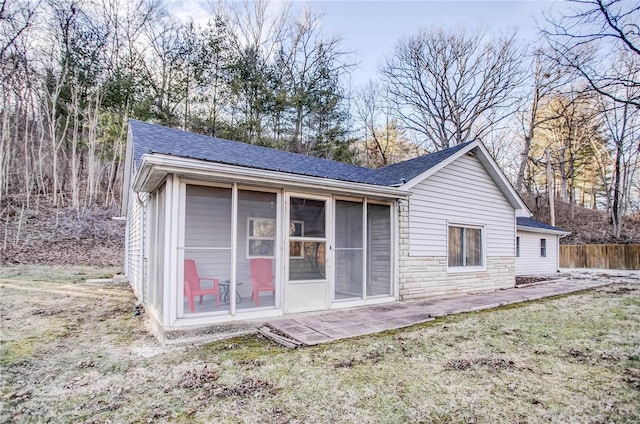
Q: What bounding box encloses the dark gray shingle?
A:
[517,217,568,233]
[129,119,473,187]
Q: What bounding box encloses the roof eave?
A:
[517,225,570,236]
[133,153,410,199]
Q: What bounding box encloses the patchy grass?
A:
[1,266,639,423]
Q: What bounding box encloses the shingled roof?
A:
[128,119,473,187]
[517,217,568,234]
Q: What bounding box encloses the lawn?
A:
[1,266,639,423]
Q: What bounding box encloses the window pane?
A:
[367,204,392,297]
[184,250,231,315]
[289,221,303,237]
[448,226,463,266]
[289,242,326,281]
[289,241,303,258]
[248,240,275,257]
[290,198,325,238]
[335,200,363,249]
[335,249,363,300]
[335,200,364,300]
[152,185,166,316]
[250,219,275,238]
[237,190,277,310]
[185,185,231,248]
[465,228,482,266]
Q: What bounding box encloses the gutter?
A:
[133,153,411,200]
[516,225,570,236]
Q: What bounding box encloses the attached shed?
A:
[122,120,532,330]
[515,217,570,276]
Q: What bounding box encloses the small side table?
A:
[220,281,243,304]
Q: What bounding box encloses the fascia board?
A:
[132,159,155,192]
[134,153,410,199]
[517,226,570,236]
[474,142,531,213]
[120,128,134,216]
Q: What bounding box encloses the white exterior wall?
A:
[125,188,147,298]
[409,153,515,257]
[400,153,516,298]
[515,230,560,275]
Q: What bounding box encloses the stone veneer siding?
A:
[398,203,515,300]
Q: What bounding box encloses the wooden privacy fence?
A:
[560,244,640,270]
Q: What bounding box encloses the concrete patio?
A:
[266,277,619,346]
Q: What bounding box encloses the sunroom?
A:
[133,153,406,329]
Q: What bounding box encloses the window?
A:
[516,236,520,257]
[247,218,275,258]
[289,220,304,258]
[289,197,326,281]
[448,225,483,268]
[540,238,547,257]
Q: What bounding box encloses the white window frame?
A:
[288,220,305,259]
[247,217,276,259]
[540,238,547,257]
[447,223,486,273]
[516,236,520,257]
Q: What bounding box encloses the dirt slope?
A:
[0,198,124,266]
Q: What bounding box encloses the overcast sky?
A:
[168,0,571,87]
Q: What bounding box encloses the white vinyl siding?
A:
[409,153,515,257]
[515,231,559,275]
[125,187,146,298]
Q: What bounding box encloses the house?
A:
[123,119,536,331]
[515,217,570,275]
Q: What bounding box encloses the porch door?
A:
[334,200,364,300]
[285,195,329,312]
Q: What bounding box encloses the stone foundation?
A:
[399,255,515,300]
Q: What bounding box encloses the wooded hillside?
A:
[1,0,639,264]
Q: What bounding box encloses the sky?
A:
[168,0,571,87]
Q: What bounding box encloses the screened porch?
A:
[181,185,279,316]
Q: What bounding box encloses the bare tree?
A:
[352,81,419,167]
[543,0,640,108]
[0,0,40,61]
[353,81,387,165]
[597,53,640,237]
[515,49,566,193]
[380,27,524,151]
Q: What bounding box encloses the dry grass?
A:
[1,266,639,423]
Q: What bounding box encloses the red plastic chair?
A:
[184,259,220,313]
[249,258,276,306]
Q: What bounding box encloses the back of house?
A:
[122,120,537,332]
